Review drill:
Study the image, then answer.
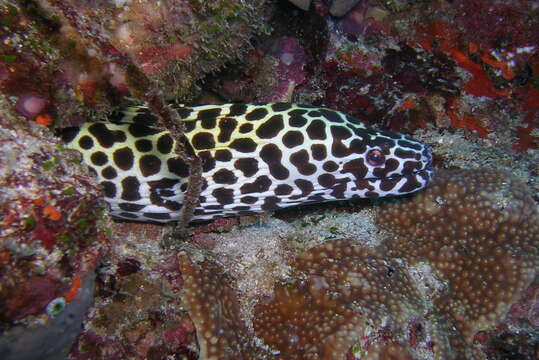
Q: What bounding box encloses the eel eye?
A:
[366,149,385,166]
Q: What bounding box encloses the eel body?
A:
[60,103,433,223]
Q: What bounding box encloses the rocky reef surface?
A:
[0,1,538,359]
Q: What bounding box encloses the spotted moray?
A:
[60,102,433,223]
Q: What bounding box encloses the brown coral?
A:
[377,168,539,357]
[254,240,423,359]
[178,252,259,360]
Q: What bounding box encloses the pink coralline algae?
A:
[0,105,104,324]
[258,36,308,102]
[14,93,48,119]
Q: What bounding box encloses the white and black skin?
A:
[60,102,433,223]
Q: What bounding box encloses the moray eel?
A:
[60,103,433,223]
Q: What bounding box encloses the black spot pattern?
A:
[289,115,307,127]
[323,161,339,172]
[102,166,118,179]
[157,134,173,154]
[205,204,224,210]
[342,159,368,180]
[319,109,344,123]
[349,138,367,154]
[331,139,351,158]
[119,203,145,212]
[135,139,153,152]
[274,184,293,195]
[295,179,314,196]
[148,181,182,211]
[306,120,327,140]
[60,127,79,143]
[379,130,402,139]
[311,144,327,161]
[148,178,180,189]
[184,120,197,133]
[167,158,190,178]
[198,108,220,122]
[394,148,418,159]
[380,178,400,192]
[215,149,232,162]
[330,183,347,198]
[282,131,304,148]
[91,151,108,166]
[370,137,394,150]
[79,135,93,149]
[289,109,307,116]
[200,116,217,130]
[256,114,284,139]
[144,212,171,220]
[119,212,138,219]
[331,125,352,139]
[121,176,141,201]
[356,180,374,191]
[246,107,268,121]
[272,103,292,111]
[234,158,259,177]
[364,191,379,198]
[102,181,117,198]
[113,147,134,170]
[240,175,271,194]
[213,188,234,205]
[259,144,289,180]
[159,189,175,197]
[237,210,257,216]
[179,136,196,157]
[228,104,247,116]
[318,174,336,188]
[261,196,280,211]
[232,205,252,211]
[240,196,258,204]
[177,106,193,119]
[192,132,215,150]
[373,158,400,178]
[140,154,161,177]
[398,139,422,150]
[128,123,161,137]
[402,160,420,173]
[217,117,237,143]
[239,123,253,133]
[213,168,237,184]
[290,150,317,175]
[131,110,156,125]
[88,123,116,148]
[229,138,257,153]
[113,130,127,143]
[198,151,216,173]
